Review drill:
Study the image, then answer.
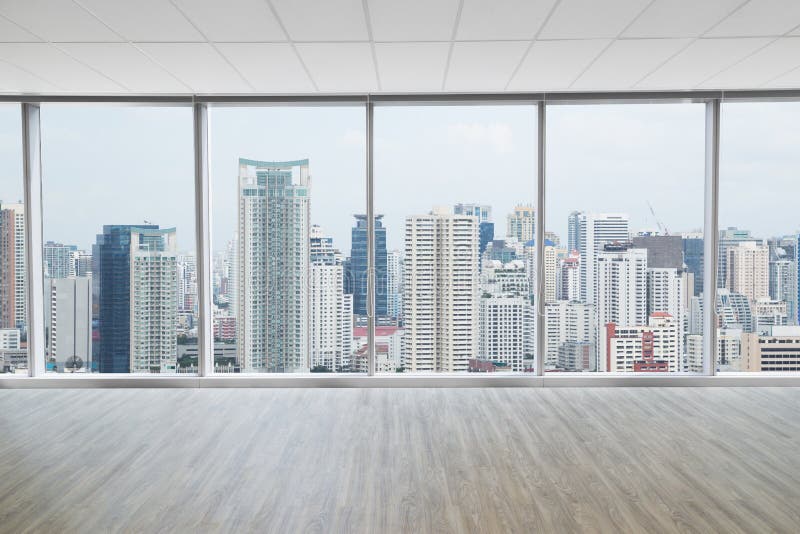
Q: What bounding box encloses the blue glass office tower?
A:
[348,215,387,317]
[683,236,704,296]
[93,225,159,373]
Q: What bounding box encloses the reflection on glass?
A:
[375,105,537,373]
[41,105,195,374]
[547,104,704,373]
[0,104,26,374]
[719,102,800,372]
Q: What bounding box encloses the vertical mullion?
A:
[366,98,375,376]
[193,102,213,377]
[535,101,546,377]
[703,99,721,376]
[21,103,45,377]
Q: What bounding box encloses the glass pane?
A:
[41,105,195,374]
[375,105,537,373]
[719,102,800,373]
[547,104,704,373]
[0,104,26,374]
[210,106,365,373]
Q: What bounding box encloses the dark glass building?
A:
[348,215,387,317]
[93,224,159,373]
[682,236,704,296]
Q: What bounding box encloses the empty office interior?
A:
[2,1,800,532]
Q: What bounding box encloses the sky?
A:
[1,101,800,256]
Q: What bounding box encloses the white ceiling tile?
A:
[216,43,313,92]
[78,0,203,42]
[172,0,284,42]
[295,43,376,91]
[623,0,743,38]
[137,43,252,92]
[0,0,122,42]
[368,0,459,41]
[457,0,557,40]
[573,39,691,89]
[0,15,42,42]
[375,42,449,91]
[0,43,125,91]
[0,60,60,92]
[706,0,800,37]
[272,0,368,41]
[508,39,608,90]
[58,43,190,92]
[539,0,651,39]
[445,41,529,91]
[637,38,772,89]
[763,64,800,87]
[701,37,800,87]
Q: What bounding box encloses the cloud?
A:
[446,122,515,154]
[339,128,366,148]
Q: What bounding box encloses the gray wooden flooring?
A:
[1,388,799,533]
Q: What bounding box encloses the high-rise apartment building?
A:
[718,227,759,286]
[567,211,581,253]
[545,300,594,370]
[478,260,533,372]
[0,203,25,331]
[177,254,197,313]
[595,243,648,372]
[403,207,478,372]
[506,205,535,243]
[71,250,92,278]
[682,233,704,296]
[44,241,77,279]
[94,225,177,373]
[647,267,687,359]
[557,251,580,301]
[309,226,353,372]
[576,213,630,304]
[726,241,769,304]
[237,158,310,373]
[348,214,387,317]
[768,252,796,324]
[606,313,681,372]
[46,277,92,371]
[454,203,494,255]
[386,249,403,320]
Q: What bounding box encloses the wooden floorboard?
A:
[1,388,799,533]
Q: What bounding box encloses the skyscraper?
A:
[647,267,687,359]
[726,241,769,304]
[595,243,648,372]
[682,233,704,296]
[576,213,630,304]
[46,277,92,371]
[348,214,387,317]
[454,203,494,255]
[386,249,403,320]
[478,260,533,372]
[44,241,77,279]
[718,227,759,286]
[403,207,478,372]
[567,211,581,253]
[506,205,535,243]
[310,226,353,372]
[237,158,310,373]
[0,203,25,331]
[94,225,177,373]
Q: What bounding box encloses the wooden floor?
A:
[1,388,799,533]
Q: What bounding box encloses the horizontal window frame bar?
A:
[2,374,800,389]
[1,89,799,106]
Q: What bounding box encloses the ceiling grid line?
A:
[166,0,258,92]
[263,0,319,92]
[567,0,657,90]
[361,0,381,91]
[503,0,563,91]
[631,0,753,89]
[440,0,464,91]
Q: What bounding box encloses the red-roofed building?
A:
[606,313,679,373]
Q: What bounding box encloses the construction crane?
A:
[646,201,669,236]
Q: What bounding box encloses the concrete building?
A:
[506,205,535,243]
[576,212,630,304]
[647,267,687,359]
[769,256,796,323]
[632,235,683,269]
[726,241,769,304]
[605,313,681,373]
[237,158,310,373]
[386,249,403,321]
[0,202,25,332]
[403,207,478,372]
[454,203,494,255]
[686,328,742,373]
[557,251,580,301]
[595,243,648,372]
[753,298,788,334]
[545,301,595,371]
[478,260,533,372]
[44,241,77,279]
[741,326,800,372]
[46,277,92,372]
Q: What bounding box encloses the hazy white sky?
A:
[1,101,799,255]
